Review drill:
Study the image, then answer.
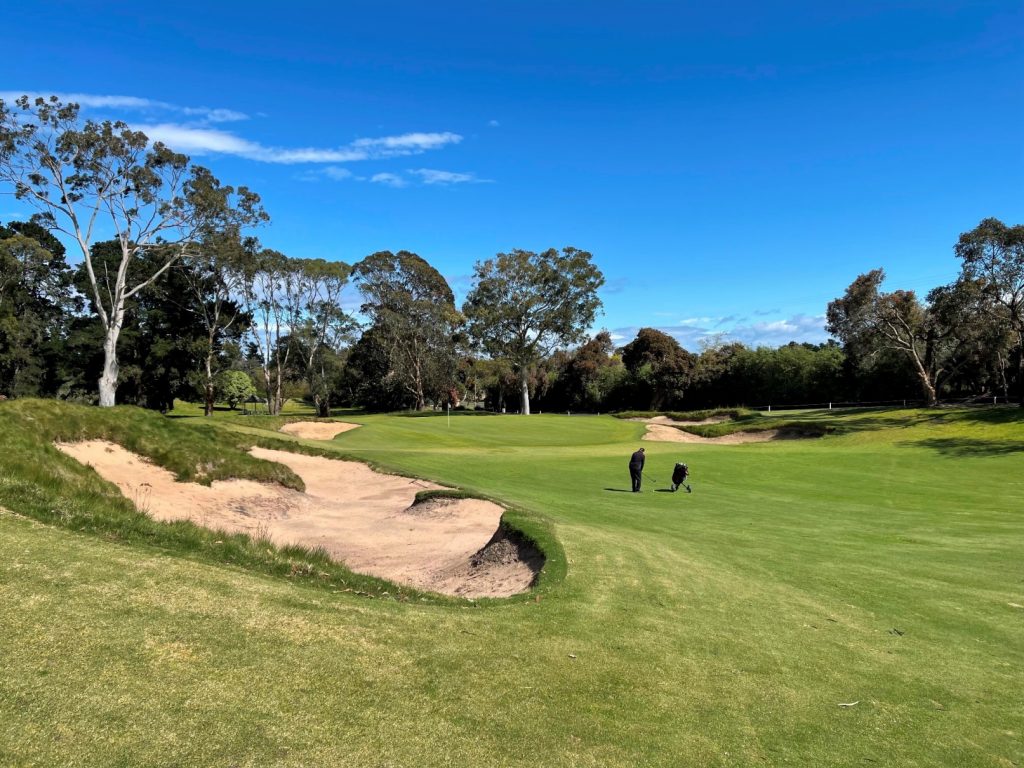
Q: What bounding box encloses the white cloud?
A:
[181,106,249,123]
[488,119,500,127]
[408,168,487,185]
[370,172,408,188]
[134,124,462,165]
[0,91,249,123]
[2,91,466,171]
[352,132,462,155]
[322,166,355,180]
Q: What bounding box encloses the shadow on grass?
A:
[604,488,634,493]
[905,437,1024,457]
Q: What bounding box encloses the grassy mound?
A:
[0,399,561,605]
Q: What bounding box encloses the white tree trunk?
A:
[520,370,531,415]
[98,312,124,407]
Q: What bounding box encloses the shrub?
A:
[216,370,257,409]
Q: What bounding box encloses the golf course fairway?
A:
[1,400,1022,767]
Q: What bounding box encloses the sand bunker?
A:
[640,416,782,444]
[55,440,540,598]
[279,421,361,440]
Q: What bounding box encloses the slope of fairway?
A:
[2,405,1023,766]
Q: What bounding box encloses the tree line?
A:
[1,96,1021,413]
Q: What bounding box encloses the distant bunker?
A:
[637,416,823,444]
[55,440,542,599]
[279,421,362,440]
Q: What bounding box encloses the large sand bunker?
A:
[279,421,361,440]
[639,416,783,444]
[55,441,541,598]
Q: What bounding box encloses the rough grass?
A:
[2,403,1023,766]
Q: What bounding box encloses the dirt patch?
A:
[279,421,362,440]
[54,440,540,598]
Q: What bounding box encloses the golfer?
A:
[628,447,645,492]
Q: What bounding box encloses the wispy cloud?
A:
[322,166,356,180]
[1,91,465,169]
[370,172,408,188]
[0,91,249,123]
[306,166,491,188]
[488,119,500,127]
[353,133,462,153]
[408,168,488,185]
[134,124,462,165]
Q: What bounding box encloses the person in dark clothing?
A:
[628,447,645,492]
[671,462,691,493]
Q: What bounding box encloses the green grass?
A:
[2,402,1023,766]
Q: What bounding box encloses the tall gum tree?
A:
[463,247,604,415]
[353,250,461,411]
[0,95,263,406]
[954,218,1024,406]
[293,258,355,416]
[826,269,982,406]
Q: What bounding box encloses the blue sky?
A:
[2,1,1021,348]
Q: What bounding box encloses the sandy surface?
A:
[640,416,781,444]
[279,421,362,440]
[54,440,539,598]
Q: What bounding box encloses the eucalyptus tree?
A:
[0,95,264,406]
[292,258,355,416]
[182,231,261,416]
[352,250,461,410]
[242,252,353,415]
[954,218,1024,405]
[241,249,299,416]
[827,269,986,406]
[463,247,604,415]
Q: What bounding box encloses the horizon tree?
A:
[0,223,75,396]
[182,228,264,416]
[0,95,264,406]
[619,327,695,410]
[292,258,355,416]
[826,269,984,406]
[352,250,461,411]
[463,247,604,415]
[241,249,299,416]
[954,217,1024,406]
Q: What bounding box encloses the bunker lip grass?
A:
[55,439,540,598]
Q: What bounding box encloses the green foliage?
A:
[0,225,74,397]
[0,95,264,407]
[955,217,1024,405]
[463,247,604,414]
[215,370,257,408]
[352,250,461,410]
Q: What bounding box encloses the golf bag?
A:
[671,463,691,493]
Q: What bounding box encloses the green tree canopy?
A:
[463,247,604,415]
[353,250,461,410]
[954,217,1024,406]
